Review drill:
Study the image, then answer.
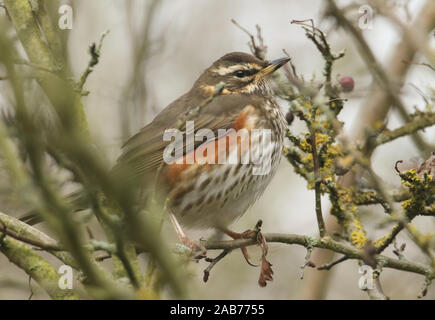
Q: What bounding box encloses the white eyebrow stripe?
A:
[211,63,261,75]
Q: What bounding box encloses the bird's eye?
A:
[233,69,259,78]
[234,70,246,78]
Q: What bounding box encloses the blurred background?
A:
[0,0,434,299]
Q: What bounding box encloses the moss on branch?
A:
[0,236,79,300]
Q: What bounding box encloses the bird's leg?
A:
[169,213,206,258]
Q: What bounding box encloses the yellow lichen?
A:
[401,199,412,209]
[373,234,390,248]
[301,153,313,164]
[338,154,354,168]
[315,132,329,146]
[307,181,314,190]
[299,139,311,152]
[350,218,367,248]
[304,101,313,110]
[326,144,342,156]
[323,158,334,170]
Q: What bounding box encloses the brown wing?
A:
[115,93,263,178]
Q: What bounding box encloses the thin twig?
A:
[300,247,315,279]
[96,254,112,262]
[0,223,64,251]
[76,30,109,95]
[317,256,348,270]
[310,132,326,237]
[402,60,435,72]
[203,249,231,283]
[326,0,432,155]
[28,276,33,300]
[231,19,267,60]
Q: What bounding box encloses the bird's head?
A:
[194,52,290,95]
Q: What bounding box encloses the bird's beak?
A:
[257,57,290,78]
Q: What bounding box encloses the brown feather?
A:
[115,93,265,178]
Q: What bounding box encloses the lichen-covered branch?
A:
[4,0,89,135]
[76,30,109,96]
[0,236,79,300]
[326,0,435,156]
[374,111,435,147]
[202,234,435,280]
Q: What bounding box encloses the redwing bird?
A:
[116,52,289,252]
[22,52,289,263]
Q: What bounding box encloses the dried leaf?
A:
[258,254,273,287]
[257,230,273,287]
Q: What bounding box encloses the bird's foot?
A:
[169,213,207,259]
[180,236,207,259]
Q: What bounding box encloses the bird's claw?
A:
[180,236,207,259]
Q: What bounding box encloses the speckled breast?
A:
[164,98,286,229]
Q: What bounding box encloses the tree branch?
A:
[4,0,90,136]
[0,236,79,299]
[202,233,435,279]
[310,132,326,237]
[374,112,435,147]
[326,0,435,156]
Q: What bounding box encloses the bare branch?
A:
[202,233,435,280]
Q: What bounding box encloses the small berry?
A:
[339,76,354,92]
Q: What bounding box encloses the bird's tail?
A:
[19,190,88,226]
